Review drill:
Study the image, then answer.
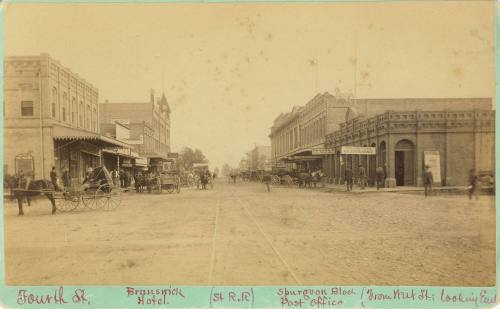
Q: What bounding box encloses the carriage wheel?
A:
[103,187,122,211]
[166,185,175,194]
[271,175,280,185]
[82,186,106,210]
[57,191,80,212]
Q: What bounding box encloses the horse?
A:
[134,173,145,193]
[297,172,312,188]
[11,176,56,216]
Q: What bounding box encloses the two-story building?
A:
[269,90,493,187]
[4,53,129,184]
[99,90,172,172]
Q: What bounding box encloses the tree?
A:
[177,147,208,170]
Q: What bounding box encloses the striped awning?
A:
[52,126,132,149]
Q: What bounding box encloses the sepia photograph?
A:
[3,1,496,287]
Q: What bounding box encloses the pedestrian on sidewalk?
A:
[375,166,385,190]
[358,164,366,190]
[423,165,434,197]
[345,167,353,192]
[468,168,479,200]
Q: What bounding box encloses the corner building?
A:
[4,54,128,183]
[269,91,493,187]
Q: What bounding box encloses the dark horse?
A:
[12,176,56,216]
[297,172,312,188]
[134,173,146,193]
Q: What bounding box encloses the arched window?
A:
[52,87,58,118]
[86,105,91,129]
[62,93,68,122]
[93,108,97,132]
[71,98,76,124]
[79,101,83,127]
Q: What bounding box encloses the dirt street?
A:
[4,180,496,286]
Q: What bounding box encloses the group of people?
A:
[110,169,132,188]
[197,170,215,190]
[344,164,387,192]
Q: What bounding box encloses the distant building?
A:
[4,53,128,183]
[99,90,171,172]
[247,145,271,171]
[269,91,493,187]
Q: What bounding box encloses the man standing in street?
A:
[468,168,479,200]
[345,167,353,192]
[375,166,385,190]
[262,172,271,192]
[50,166,59,191]
[423,165,434,197]
[62,167,71,188]
[319,169,325,188]
[358,164,366,190]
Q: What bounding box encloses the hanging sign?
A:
[312,148,337,155]
[341,146,376,155]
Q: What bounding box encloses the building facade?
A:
[4,54,128,183]
[324,109,495,187]
[269,91,493,187]
[99,91,172,171]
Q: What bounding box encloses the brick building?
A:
[99,90,171,171]
[325,109,495,187]
[4,54,128,183]
[269,91,493,187]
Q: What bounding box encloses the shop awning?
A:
[53,126,132,149]
[102,148,140,159]
[143,153,171,161]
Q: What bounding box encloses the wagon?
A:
[149,171,181,194]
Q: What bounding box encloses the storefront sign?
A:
[135,157,148,166]
[168,152,179,159]
[341,146,376,155]
[15,153,34,176]
[424,151,441,184]
[312,148,337,155]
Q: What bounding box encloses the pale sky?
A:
[4,2,496,169]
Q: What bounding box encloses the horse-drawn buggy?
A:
[147,170,181,194]
[11,166,122,215]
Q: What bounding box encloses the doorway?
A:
[394,140,415,186]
